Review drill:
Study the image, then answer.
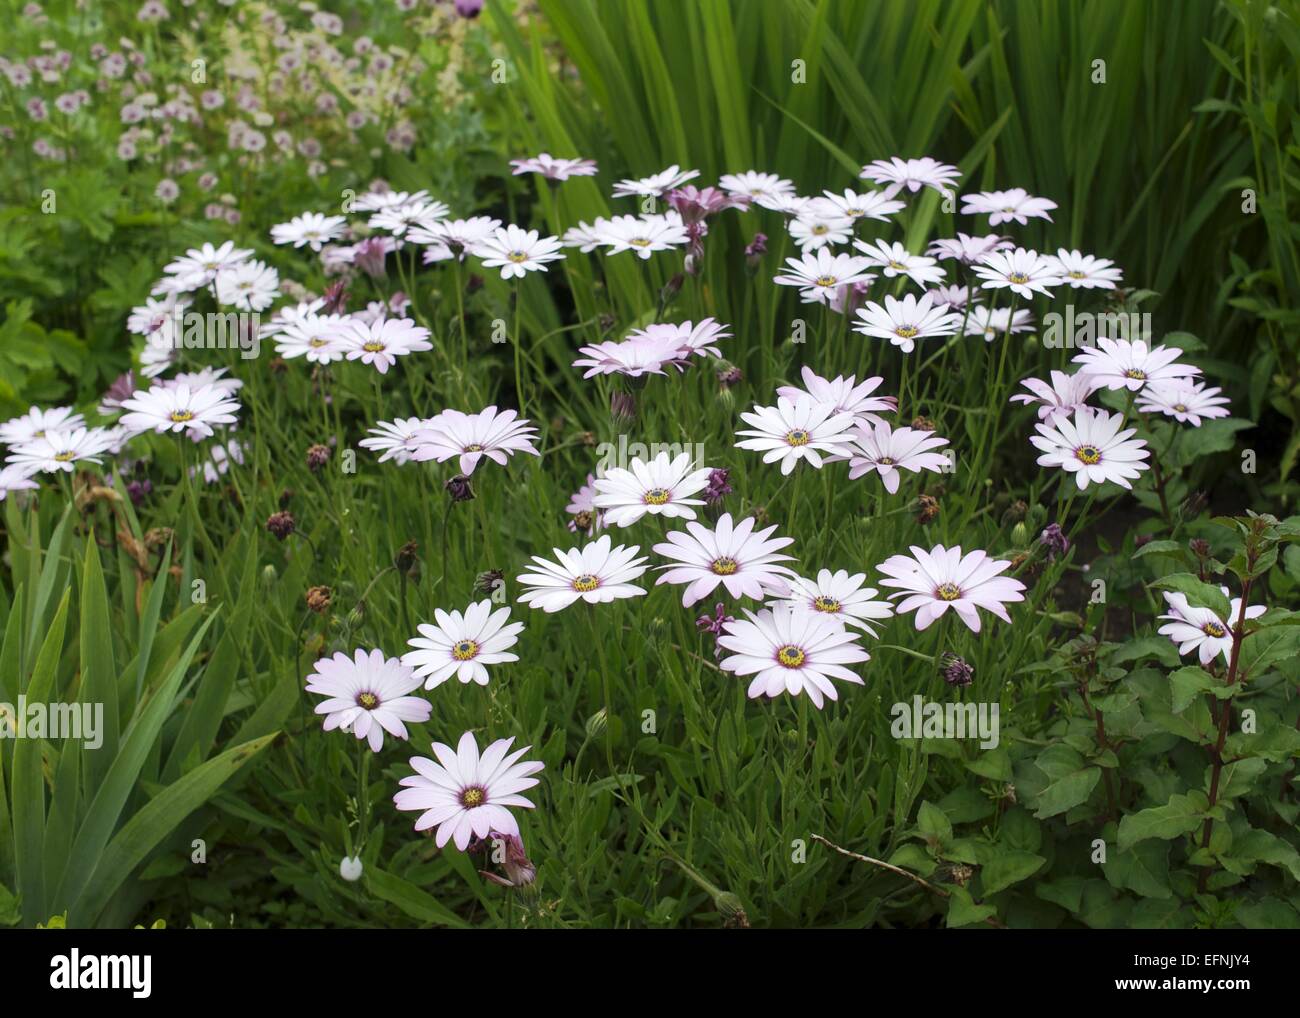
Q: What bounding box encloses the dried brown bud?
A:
[305,585,332,614]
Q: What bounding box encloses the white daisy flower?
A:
[393,731,543,849]
[859,156,960,198]
[735,395,858,475]
[138,336,177,378]
[119,383,241,439]
[7,427,117,474]
[772,248,874,304]
[572,335,679,379]
[369,198,450,236]
[566,474,605,535]
[510,152,598,180]
[305,649,431,753]
[963,305,1035,341]
[789,214,854,251]
[876,544,1026,633]
[1009,370,1103,422]
[961,187,1058,225]
[598,211,689,259]
[0,463,40,499]
[846,421,951,493]
[127,293,188,336]
[1071,338,1201,392]
[413,406,540,475]
[1045,248,1123,289]
[161,240,253,290]
[1136,380,1231,426]
[0,406,87,445]
[853,238,946,288]
[718,170,797,210]
[339,317,433,374]
[1029,408,1151,490]
[561,219,611,252]
[928,284,973,310]
[408,216,502,262]
[472,224,565,279]
[215,258,281,311]
[166,366,243,396]
[611,164,699,198]
[718,605,869,709]
[772,569,894,636]
[652,512,797,607]
[776,366,896,426]
[971,247,1063,300]
[591,451,714,528]
[627,318,730,363]
[402,600,525,688]
[274,312,351,364]
[1157,589,1264,666]
[258,298,328,337]
[352,189,431,213]
[270,211,347,251]
[853,292,963,352]
[516,534,648,613]
[360,416,434,465]
[195,438,244,484]
[927,232,1013,265]
[807,188,905,223]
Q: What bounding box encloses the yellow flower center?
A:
[935,582,962,601]
[459,786,486,808]
[464,443,484,452]
[1173,403,1188,413]
[53,450,75,462]
[895,325,918,339]
[1202,621,1227,639]
[1124,368,1146,379]
[356,691,380,710]
[453,639,479,661]
[170,410,195,423]
[363,341,385,353]
[1008,272,1029,284]
[572,573,600,592]
[643,487,671,505]
[814,275,837,287]
[507,250,527,263]
[1075,444,1102,465]
[630,237,651,247]
[888,260,904,270]
[776,644,806,668]
[811,224,828,235]
[786,429,811,446]
[710,557,739,576]
[1068,270,1085,279]
[812,595,841,614]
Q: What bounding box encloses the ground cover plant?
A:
[1,0,1298,931]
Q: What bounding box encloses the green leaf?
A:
[1149,574,1231,618]
[979,849,1045,896]
[1030,746,1101,819]
[1117,791,1210,852]
[79,536,118,793]
[1103,841,1172,899]
[365,867,469,928]
[945,885,996,928]
[917,800,952,847]
[1168,665,1222,713]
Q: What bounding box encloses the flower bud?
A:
[339,855,363,882]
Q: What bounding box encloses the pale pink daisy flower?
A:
[860,156,960,198]
[572,335,678,379]
[0,463,40,499]
[626,318,730,364]
[561,219,611,252]
[1071,338,1201,393]
[961,187,1058,225]
[772,569,894,636]
[305,649,431,753]
[1136,380,1231,426]
[510,152,598,180]
[166,366,243,397]
[127,293,188,336]
[161,240,252,290]
[846,421,950,493]
[1009,370,1103,422]
[352,188,431,213]
[393,732,543,849]
[516,534,648,613]
[718,605,868,709]
[776,366,896,426]
[413,406,540,474]
[592,451,714,528]
[339,317,433,373]
[876,544,1026,632]
[369,198,450,236]
[408,216,502,262]
[598,211,689,259]
[1158,589,1265,666]
[853,292,963,352]
[653,512,797,607]
[735,395,858,475]
[773,248,874,304]
[215,258,280,311]
[1045,249,1123,290]
[402,600,525,688]
[566,474,604,535]
[274,312,351,364]
[971,247,1063,300]
[1030,408,1151,490]
[853,238,945,288]
[926,232,1013,265]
